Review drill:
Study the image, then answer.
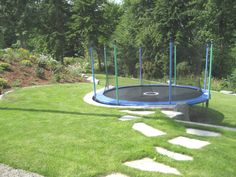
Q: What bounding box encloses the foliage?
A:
[17,48,30,59]
[36,54,59,70]
[0,78,8,88]
[0,62,10,71]
[66,63,83,77]
[20,59,32,67]
[35,67,45,79]
[227,68,236,91]
[176,61,191,76]
[64,57,78,66]
[0,0,236,80]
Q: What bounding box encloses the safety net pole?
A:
[89,47,96,98]
[139,46,143,85]
[169,39,173,104]
[174,45,177,85]
[208,41,213,98]
[204,43,209,90]
[114,44,119,104]
[104,44,109,88]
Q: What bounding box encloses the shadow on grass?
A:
[0,107,120,118]
[188,105,230,126]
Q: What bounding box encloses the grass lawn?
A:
[0,83,236,177]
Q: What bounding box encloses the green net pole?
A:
[174,45,177,85]
[104,44,109,88]
[208,41,213,99]
[114,44,119,104]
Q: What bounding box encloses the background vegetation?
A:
[0,0,236,91]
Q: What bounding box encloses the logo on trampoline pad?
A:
[143,92,159,96]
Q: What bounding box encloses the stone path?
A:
[155,147,193,161]
[118,109,222,176]
[120,110,155,116]
[186,128,221,137]
[132,123,166,137]
[161,110,183,118]
[168,136,210,149]
[0,164,43,177]
[175,119,236,132]
[220,90,234,95]
[105,173,129,177]
[119,115,140,121]
[124,158,181,175]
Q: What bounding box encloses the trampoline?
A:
[89,39,213,107]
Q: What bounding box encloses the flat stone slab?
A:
[168,136,210,149]
[175,120,236,132]
[161,110,183,118]
[155,147,193,161]
[220,90,233,94]
[119,115,140,121]
[105,173,129,177]
[132,123,166,137]
[186,128,221,137]
[124,158,181,175]
[120,110,155,116]
[0,164,44,177]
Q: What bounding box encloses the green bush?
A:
[53,73,61,82]
[3,48,17,62]
[20,59,32,67]
[64,57,78,65]
[67,63,83,77]
[177,61,191,76]
[228,68,236,91]
[0,49,4,60]
[0,78,8,88]
[36,54,59,70]
[17,48,30,60]
[0,67,4,73]
[0,62,10,70]
[35,67,45,78]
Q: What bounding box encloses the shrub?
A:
[228,68,236,91]
[53,73,61,82]
[20,59,32,67]
[177,61,191,76]
[37,54,49,68]
[0,49,4,60]
[67,63,83,77]
[36,54,59,70]
[64,57,78,65]
[12,79,21,87]
[0,78,8,88]
[0,62,10,70]
[3,48,16,62]
[35,67,45,78]
[0,67,4,73]
[17,48,30,60]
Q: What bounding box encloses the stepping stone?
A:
[0,164,44,177]
[168,136,210,149]
[124,158,181,175]
[132,123,166,137]
[161,110,183,118]
[155,147,193,161]
[186,128,221,137]
[175,120,236,132]
[220,90,233,95]
[120,110,155,116]
[119,115,140,121]
[105,173,129,177]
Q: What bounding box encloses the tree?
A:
[69,0,122,70]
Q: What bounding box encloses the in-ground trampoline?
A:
[89,39,213,107]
